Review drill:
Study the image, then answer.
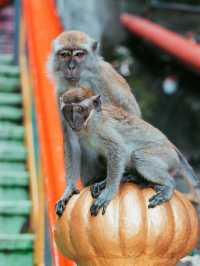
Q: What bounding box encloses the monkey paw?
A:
[90,180,106,199]
[55,188,80,217]
[90,197,110,216]
[148,185,173,208]
[148,192,167,208]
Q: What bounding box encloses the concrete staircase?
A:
[0,54,34,266]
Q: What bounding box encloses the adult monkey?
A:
[47,31,141,216]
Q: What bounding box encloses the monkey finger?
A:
[90,203,100,216]
[102,201,109,215]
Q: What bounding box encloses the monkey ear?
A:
[93,95,101,112]
[92,41,100,53]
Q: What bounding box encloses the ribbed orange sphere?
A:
[54,184,199,266]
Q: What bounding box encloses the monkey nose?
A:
[68,60,76,70]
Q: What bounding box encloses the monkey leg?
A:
[90,145,126,216]
[90,179,106,199]
[133,153,176,208]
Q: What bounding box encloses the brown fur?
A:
[58,31,88,47]
[62,87,95,104]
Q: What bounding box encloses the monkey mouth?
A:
[68,77,79,81]
[64,76,79,82]
[69,122,82,132]
[71,126,82,132]
[63,69,80,81]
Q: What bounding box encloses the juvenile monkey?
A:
[61,93,200,216]
[47,31,141,216]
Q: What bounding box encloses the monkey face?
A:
[62,95,102,131]
[56,49,87,81]
[62,103,90,132]
[51,31,99,82]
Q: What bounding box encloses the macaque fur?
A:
[61,90,200,216]
[47,30,141,216]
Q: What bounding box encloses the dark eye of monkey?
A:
[75,105,90,121]
[62,104,73,121]
[73,50,87,59]
[76,105,84,112]
[58,50,71,58]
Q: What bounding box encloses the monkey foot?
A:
[55,188,80,217]
[148,193,166,208]
[148,185,172,208]
[90,197,110,216]
[90,180,106,199]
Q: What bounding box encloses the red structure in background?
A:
[22,1,75,265]
[0,0,10,8]
[121,14,200,73]
[0,5,14,53]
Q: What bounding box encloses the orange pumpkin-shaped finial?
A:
[54,183,199,266]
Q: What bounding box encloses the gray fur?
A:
[69,100,199,215]
[47,32,141,216]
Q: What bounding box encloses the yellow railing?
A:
[19,18,45,266]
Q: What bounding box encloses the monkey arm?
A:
[106,142,126,188]
[55,117,81,216]
[90,140,126,216]
[63,124,81,186]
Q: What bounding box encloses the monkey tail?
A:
[176,148,200,203]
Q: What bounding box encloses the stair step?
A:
[0,93,22,105]
[0,234,34,250]
[0,54,13,65]
[0,251,33,266]
[0,77,20,92]
[0,234,33,266]
[0,201,31,235]
[0,187,29,201]
[0,65,20,78]
[0,201,31,215]
[0,123,24,140]
[0,141,26,162]
[0,171,28,186]
[0,162,26,171]
[0,106,22,122]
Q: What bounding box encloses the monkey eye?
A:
[73,50,86,58]
[59,50,71,58]
[76,105,84,112]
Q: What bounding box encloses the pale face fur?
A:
[47,31,101,94]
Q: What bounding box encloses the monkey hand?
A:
[90,186,115,216]
[148,185,173,208]
[90,180,106,199]
[55,186,80,217]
